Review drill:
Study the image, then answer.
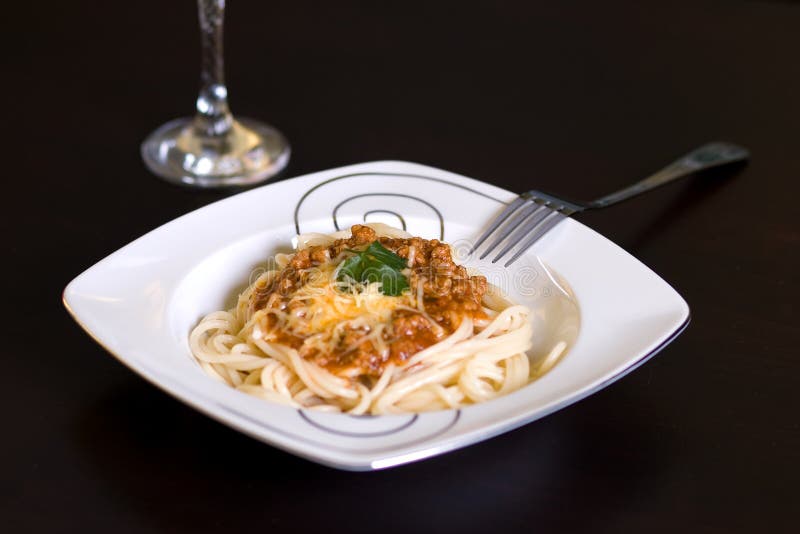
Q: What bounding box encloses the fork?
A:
[470,141,749,266]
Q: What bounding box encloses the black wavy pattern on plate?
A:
[332,193,444,239]
[212,403,461,454]
[298,410,419,437]
[363,210,407,230]
[293,171,506,235]
[133,353,464,453]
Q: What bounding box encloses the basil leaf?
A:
[335,241,409,295]
[383,271,409,296]
[337,254,364,282]
[362,264,409,296]
[363,242,407,270]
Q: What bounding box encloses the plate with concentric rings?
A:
[63,161,689,470]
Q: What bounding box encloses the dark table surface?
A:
[6,1,798,532]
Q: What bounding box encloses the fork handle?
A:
[587,142,749,209]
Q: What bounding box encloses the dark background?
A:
[5,0,798,532]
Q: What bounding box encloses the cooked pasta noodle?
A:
[189,224,566,414]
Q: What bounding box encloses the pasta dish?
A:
[190,224,565,414]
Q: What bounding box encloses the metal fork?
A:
[471,141,750,266]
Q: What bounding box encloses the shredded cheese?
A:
[266,262,411,345]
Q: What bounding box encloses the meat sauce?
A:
[251,225,488,378]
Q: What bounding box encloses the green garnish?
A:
[336,242,409,296]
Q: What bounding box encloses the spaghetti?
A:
[189,223,565,414]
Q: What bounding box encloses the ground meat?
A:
[250,225,490,378]
[288,248,312,270]
[387,310,440,362]
[308,325,384,375]
[329,224,377,257]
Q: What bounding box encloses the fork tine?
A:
[478,202,545,259]
[502,211,566,266]
[486,203,552,261]
[469,196,527,254]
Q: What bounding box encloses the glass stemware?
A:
[141,0,290,188]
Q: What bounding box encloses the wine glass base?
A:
[141,117,290,188]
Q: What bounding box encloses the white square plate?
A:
[64,161,689,470]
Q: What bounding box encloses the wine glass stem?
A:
[194,0,234,137]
